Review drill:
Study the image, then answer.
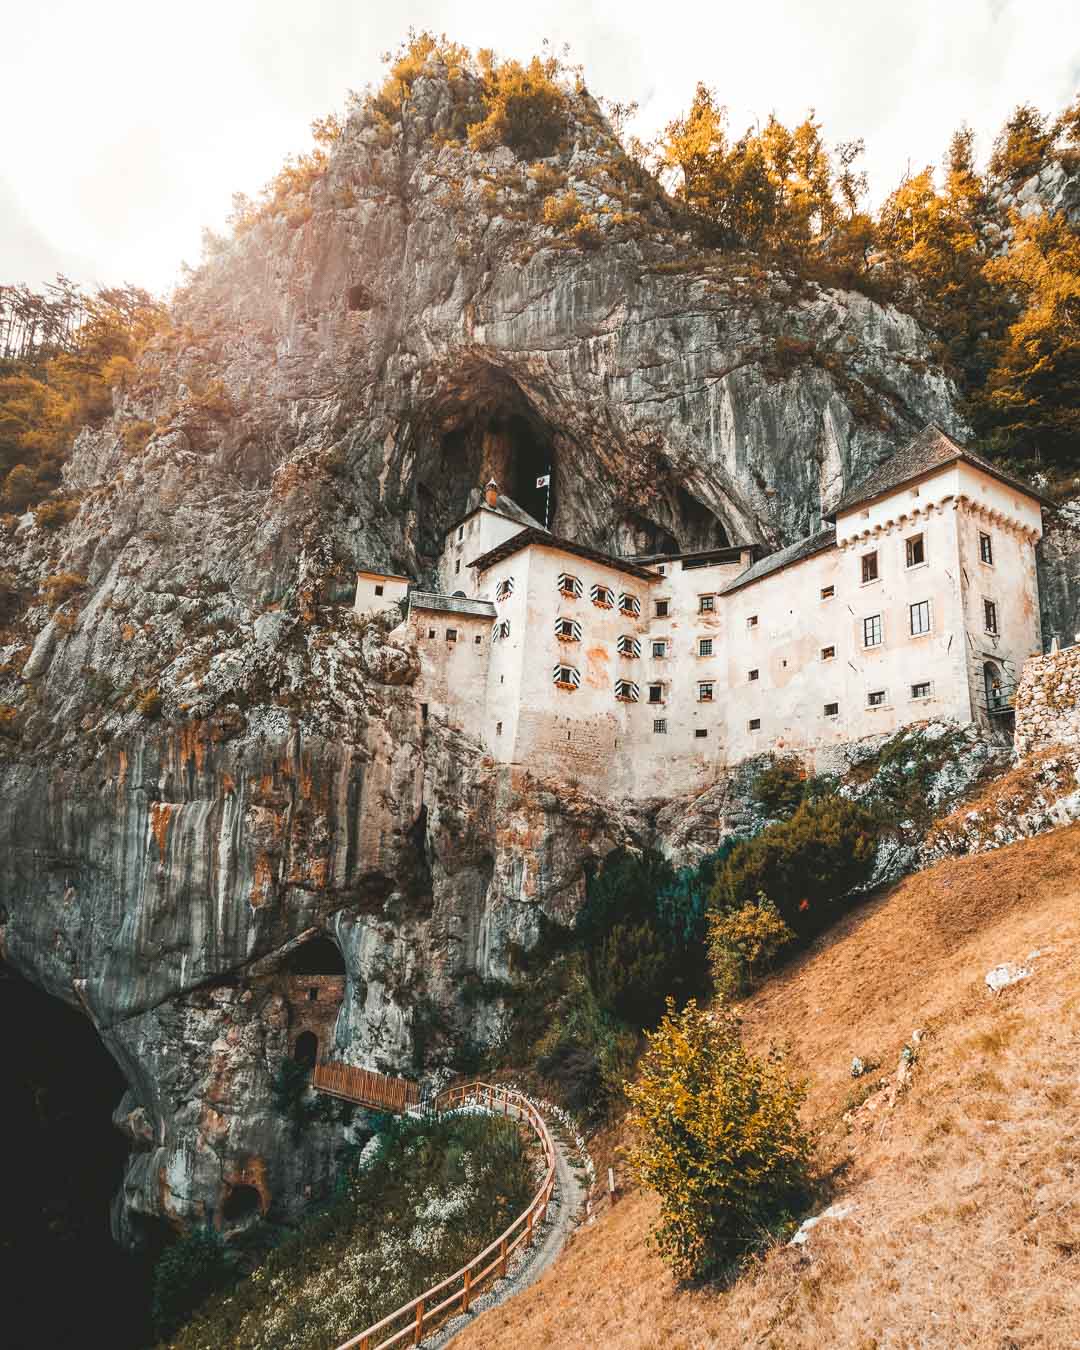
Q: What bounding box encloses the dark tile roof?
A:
[469,528,657,581]
[720,527,837,596]
[827,424,1050,517]
[409,592,496,618]
[631,544,765,567]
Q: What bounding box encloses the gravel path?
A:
[424,1103,587,1348]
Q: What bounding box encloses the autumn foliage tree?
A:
[626,999,811,1279]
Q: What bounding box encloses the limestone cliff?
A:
[0,62,973,1245]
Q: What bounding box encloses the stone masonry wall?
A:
[1015,645,1080,756]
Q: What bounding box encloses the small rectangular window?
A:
[906,535,925,568]
[617,635,641,658]
[699,595,715,613]
[863,614,882,648]
[446,628,458,643]
[420,702,429,721]
[455,560,461,575]
[861,551,879,584]
[699,638,713,657]
[457,525,464,541]
[698,682,714,702]
[558,573,582,597]
[824,702,839,717]
[427,628,436,639]
[657,564,667,575]
[984,598,999,634]
[655,599,670,617]
[821,585,835,600]
[868,689,886,707]
[695,728,708,739]
[474,634,482,645]
[614,679,640,703]
[911,681,931,700]
[748,668,759,682]
[495,720,503,735]
[374,584,384,597]
[619,592,641,616]
[652,640,667,659]
[748,718,761,731]
[648,684,664,704]
[653,718,668,734]
[980,532,993,564]
[821,645,835,661]
[747,615,758,629]
[591,583,614,609]
[555,617,581,642]
[552,664,581,689]
[910,600,931,636]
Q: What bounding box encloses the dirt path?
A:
[425,1102,587,1349]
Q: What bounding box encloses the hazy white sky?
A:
[2,0,1078,295]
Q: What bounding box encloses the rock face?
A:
[0,62,978,1244]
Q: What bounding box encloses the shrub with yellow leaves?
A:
[708,894,795,999]
[626,998,811,1279]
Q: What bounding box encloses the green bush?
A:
[710,797,879,940]
[151,1229,233,1339]
[469,55,567,159]
[626,999,811,1280]
[751,753,807,818]
[708,895,796,999]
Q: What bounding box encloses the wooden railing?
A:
[335,1081,557,1350]
[312,1062,420,1114]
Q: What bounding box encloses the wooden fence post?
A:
[527,1207,534,1246]
[414,1299,424,1345]
[500,1237,508,1277]
[462,1266,471,1313]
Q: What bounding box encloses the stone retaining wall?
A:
[1015,645,1080,756]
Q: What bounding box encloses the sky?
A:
[2,0,1078,297]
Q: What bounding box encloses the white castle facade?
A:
[357,427,1046,800]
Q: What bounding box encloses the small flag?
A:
[536,474,551,489]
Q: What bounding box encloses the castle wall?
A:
[1015,644,1080,756]
[354,571,409,619]
[408,605,492,742]
[439,508,524,595]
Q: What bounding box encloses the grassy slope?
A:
[454,823,1080,1349]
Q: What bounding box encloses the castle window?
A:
[984,599,999,634]
[619,592,641,616]
[552,664,581,690]
[558,574,582,599]
[617,635,641,658]
[699,595,715,613]
[475,634,482,645]
[695,728,708,738]
[420,702,428,721]
[699,638,713,657]
[615,679,640,702]
[747,615,758,629]
[657,564,667,576]
[457,525,464,541]
[655,599,670,617]
[824,702,839,717]
[495,577,514,602]
[910,600,931,636]
[698,681,714,702]
[554,617,581,643]
[496,721,503,735]
[492,619,511,642]
[648,683,664,704]
[427,628,436,639]
[653,718,667,734]
[980,532,994,565]
[748,668,759,682]
[748,718,761,731]
[308,987,319,1002]
[652,640,667,659]
[863,614,882,648]
[591,583,615,609]
[861,551,879,584]
[821,585,835,600]
[911,681,931,700]
[821,645,835,661]
[446,628,458,643]
[906,534,925,568]
[868,689,887,707]
[374,584,384,597]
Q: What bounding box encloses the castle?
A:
[356,427,1047,800]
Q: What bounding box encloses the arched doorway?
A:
[294,1031,318,1069]
[984,661,1005,713]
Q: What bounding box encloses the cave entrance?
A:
[294,1030,319,1069]
[284,936,345,976]
[0,963,152,1347]
[222,1183,262,1225]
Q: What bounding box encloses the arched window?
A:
[294,1031,318,1068]
[984,661,1007,713]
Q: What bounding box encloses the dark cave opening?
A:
[293,1030,319,1068]
[222,1183,262,1224]
[283,935,346,976]
[0,964,153,1349]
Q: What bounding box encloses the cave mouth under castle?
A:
[357,426,1048,801]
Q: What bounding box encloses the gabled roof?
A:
[631,544,764,567]
[446,493,547,536]
[720,527,837,596]
[409,592,496,618]
[470,528,656,581]
[357,566,412,582]
[827,425,1050,519]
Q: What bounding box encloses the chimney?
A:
[484,478,499,508]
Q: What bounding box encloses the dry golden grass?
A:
[455,824,1080,1349]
